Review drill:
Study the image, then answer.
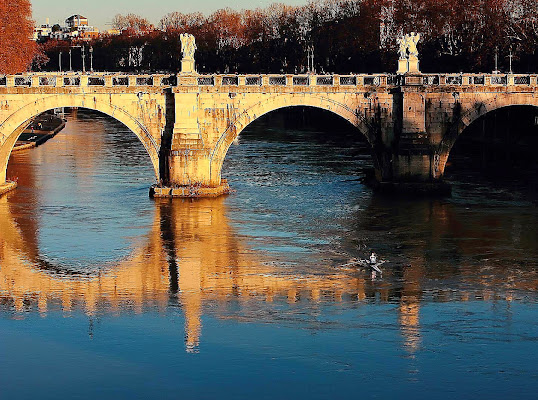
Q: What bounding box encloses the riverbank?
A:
[12,113,65,152]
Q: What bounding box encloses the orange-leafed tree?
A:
[0,0,36,74]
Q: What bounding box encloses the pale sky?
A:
[32,0,310,30]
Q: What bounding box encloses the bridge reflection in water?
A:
[1,192,424,352]
[3,192,537,354]
[2,110,537,357]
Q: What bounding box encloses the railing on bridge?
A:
[0,72,177,88]
[0,72,537,89]
[193,73,388,87]
[416,73,536,87]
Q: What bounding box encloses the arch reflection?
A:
[3,191,537,353]
[1,195,386,352]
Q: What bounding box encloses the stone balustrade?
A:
[0,72,174,88]
[1,72,537,89]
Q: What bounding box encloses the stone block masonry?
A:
[1,72,537,197]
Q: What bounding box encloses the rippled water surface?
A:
[1,110,537,399]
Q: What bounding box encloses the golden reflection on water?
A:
[2,191,537,353]
[1,194,393,351]
[2,109,537,355]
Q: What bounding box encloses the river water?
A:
[1,109,537,399]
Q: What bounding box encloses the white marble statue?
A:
[397,36,407,59]
[397,32,421,74]
[180,33,197,60]
[397,32,421,59]
[406,32,420,58]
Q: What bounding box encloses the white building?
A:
[35,15,99,41]
[33,18,52,41]
[65,15,89,28]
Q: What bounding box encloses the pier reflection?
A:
[2,192,538,352]
[0,195,380,351]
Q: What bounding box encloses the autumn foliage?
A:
[39,0,538,74]
[0,0,36,74]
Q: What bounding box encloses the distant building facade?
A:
[65,15,88,28]
[33,15,99,42]
[33,18,52,41]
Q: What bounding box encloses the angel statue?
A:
[406,32,421,58]
[180,33,197,60]
[397,36,407,59]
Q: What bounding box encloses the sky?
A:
[32,0,310,30]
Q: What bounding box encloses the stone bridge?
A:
[1,72,537,196]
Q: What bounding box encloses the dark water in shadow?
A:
[1,109,537,399]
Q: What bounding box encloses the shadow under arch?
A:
[436,97,538,178]
[209,95,377,183]
[0,94,161,184]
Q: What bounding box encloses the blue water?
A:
[1,110,537,399]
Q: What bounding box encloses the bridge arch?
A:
[0,94,160,184]
[436,95,538,178]
[209,94,376,182]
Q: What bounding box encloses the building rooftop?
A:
[66,14,87,21]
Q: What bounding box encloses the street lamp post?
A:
[307,45,315,74]
[82,46,86,72]
[69,49,72,71]
[59,51,62,72]
[89,46,93,72]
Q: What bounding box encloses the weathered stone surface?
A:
[1,72,537,196]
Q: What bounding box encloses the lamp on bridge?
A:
[180,33,197,74]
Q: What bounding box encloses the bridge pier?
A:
[367,85,451,195]
[151,150,231,198]
[152,75,231,197]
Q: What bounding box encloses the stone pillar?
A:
[153,75,231,197]
[408,56,420,73]
[181,58,195,74]
[392,89,435,182]
[172,88,201,149]
[397,59,408,75]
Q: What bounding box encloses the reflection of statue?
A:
[180,33,196,60]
